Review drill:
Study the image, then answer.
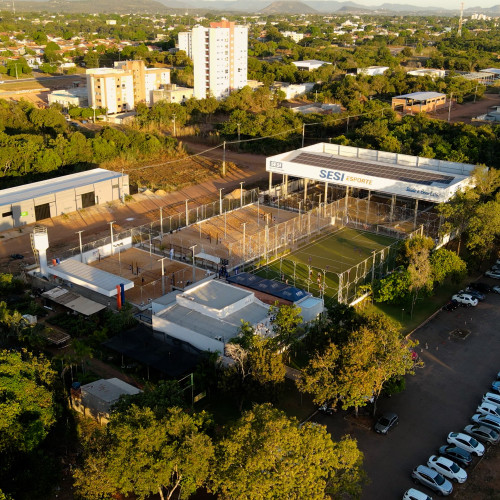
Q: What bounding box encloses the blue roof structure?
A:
[227,272,310,303]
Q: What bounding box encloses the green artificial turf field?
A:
[255,227,398,303]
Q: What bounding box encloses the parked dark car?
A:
[443,300,459,311]
[318,401,335,415]
[438,445,473,468]
[468,282,492,293]
[374,412,399,434]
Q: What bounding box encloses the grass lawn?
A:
[368,278,471,334]
[256,227,398,304]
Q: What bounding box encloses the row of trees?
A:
[0,100,179,182]
[73,402,365,500]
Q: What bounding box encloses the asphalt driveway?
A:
[313,288,500,499]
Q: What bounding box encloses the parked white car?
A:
[485,270,500,279]
[476,402,500,419]
[427,455,467,483]
[483,392,500,407]
[447,432,485,456]
[451,293,478,307]
[402,488,433,500]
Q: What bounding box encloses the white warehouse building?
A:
[0,168,129,231]
[152,280,270,353]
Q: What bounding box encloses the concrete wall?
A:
[152,314,225,352]
[77,236,133,264]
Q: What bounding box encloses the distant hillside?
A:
[13,0,500,15]
[260,1,318,14]
[11,0,172,14]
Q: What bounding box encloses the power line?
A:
[122,107,393,173]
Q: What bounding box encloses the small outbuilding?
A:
[72,377,141,423]
[391,92,446,113]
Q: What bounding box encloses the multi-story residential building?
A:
[86,60,170,113]
[282,31,305,43]
[178,31,192,59]
[190,20,247,100]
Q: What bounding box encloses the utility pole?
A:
[457,2,464,37]
[448,92,453,122]
[301,123,305,148]
[172,113,176,137]
[219,188,224,215]
[222,141,226,176]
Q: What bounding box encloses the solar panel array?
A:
[292,152,454,186]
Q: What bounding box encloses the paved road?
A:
[313,290,500,499]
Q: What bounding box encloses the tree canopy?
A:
[73,406,214,500]
[210,403,365,499]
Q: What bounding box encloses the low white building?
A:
[357,66,389,76]
[47,87,88,109]
[152,280,270,352]
[408,68,446,79]
[292,59,331,71]
[275,82,315,100]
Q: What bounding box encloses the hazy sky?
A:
[354,0,494,8]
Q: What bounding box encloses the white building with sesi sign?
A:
[266,143,477,204]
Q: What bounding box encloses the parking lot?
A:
[313,284,500,499]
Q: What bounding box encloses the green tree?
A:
[112,380,185,417]
[466,194,500,261]
[298,314,417,416]
[297,342,341,405]
[248,336,286,388]
[268,302,302,348]
[211,403,365,499]
[430,248,467,284]
[437,188,480,255]
[373,270,412,305]
[0,349,57,456]
[73,406,214,500]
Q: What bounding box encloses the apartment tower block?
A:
[191,21,248,100]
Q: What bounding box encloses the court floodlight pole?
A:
[109,221,116,255]
[76,230,84,262]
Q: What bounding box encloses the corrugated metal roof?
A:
[50,259,133,294]
[42,286,106,316]
[0,168,122,207]
[394,92,446,100]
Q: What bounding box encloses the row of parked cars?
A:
[403,371,500,499]
[443,281,500,311]
[484,259,500,280]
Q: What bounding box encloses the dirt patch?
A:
[456,445,500,500]
[428,93,500,124]
[450,328,471,340]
